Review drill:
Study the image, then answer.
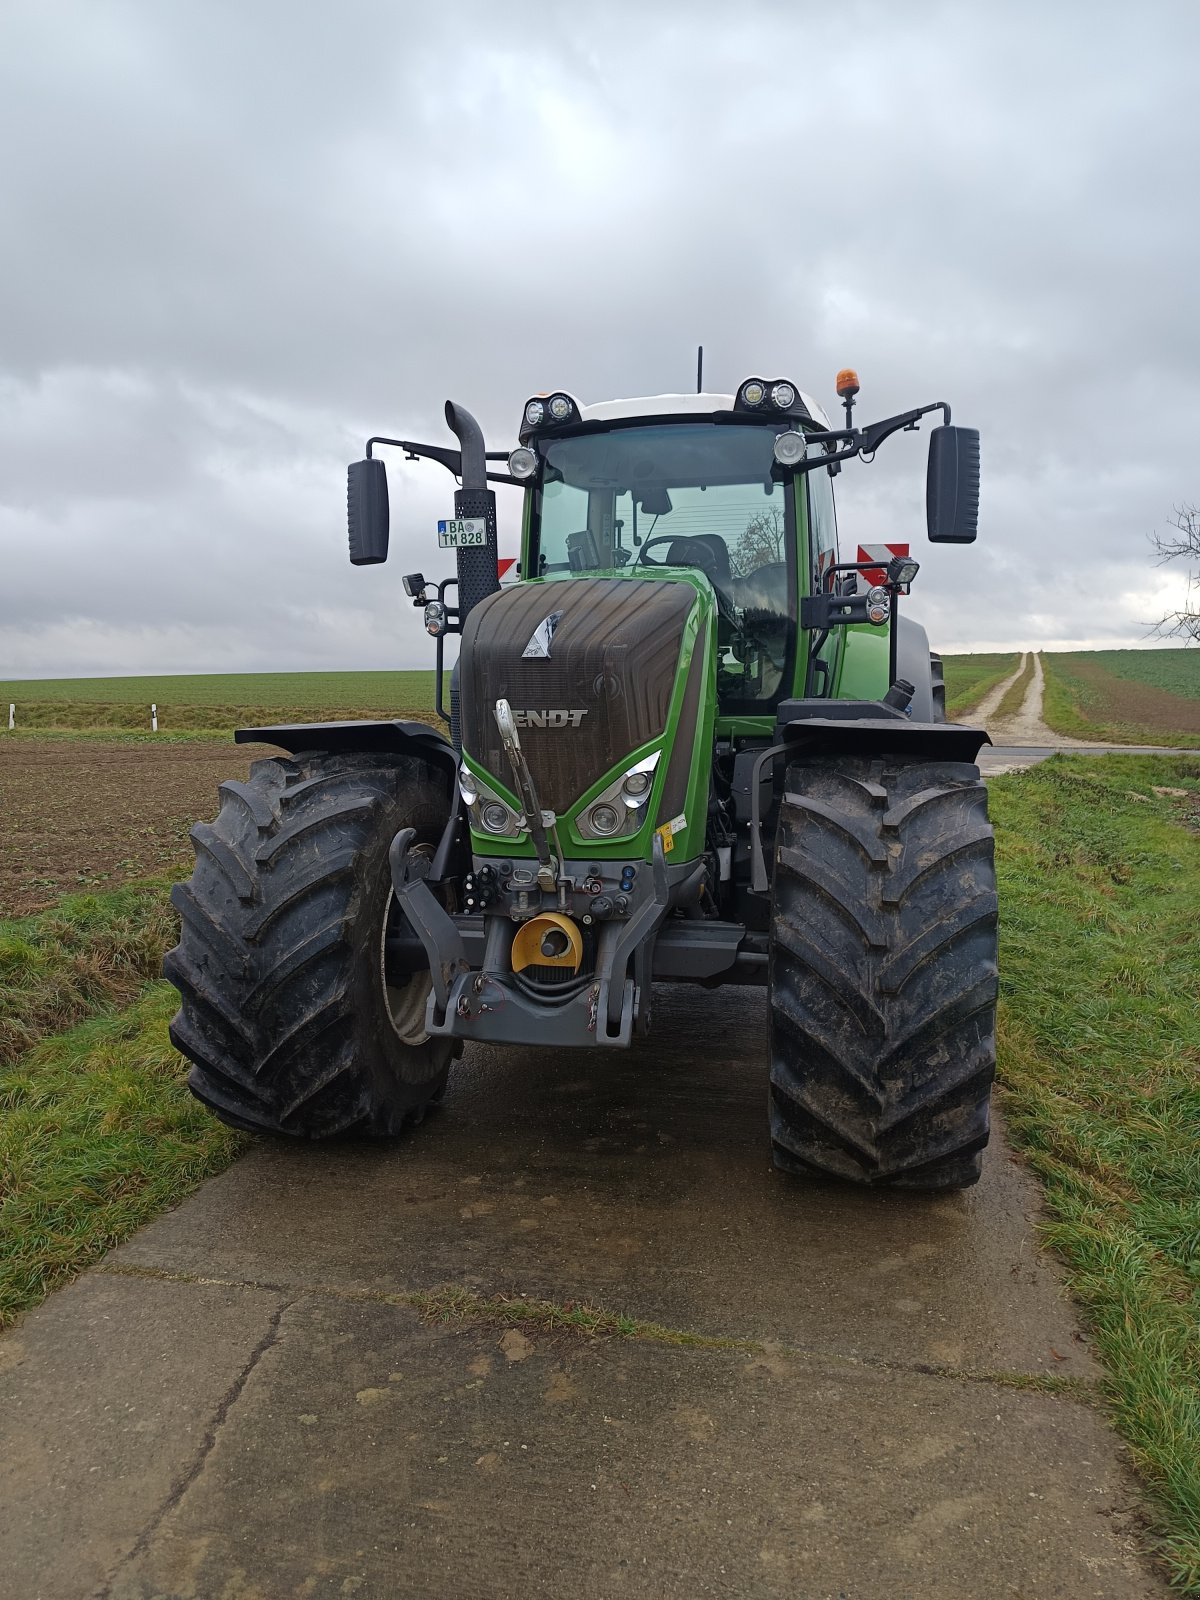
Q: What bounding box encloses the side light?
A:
[866,585,891,626]
[424,600,448,636]
[771,382,796,410]
[524,399,545,427]
[508,447,537,479]
[773,430,807,466]
[622,769,651,800]
[458,764,478,806]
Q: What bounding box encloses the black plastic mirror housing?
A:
[926,426,980,543]
[347,458,390,564]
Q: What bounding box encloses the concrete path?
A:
[0,987,1165,1599]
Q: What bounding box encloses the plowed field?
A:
[0,739,275,916]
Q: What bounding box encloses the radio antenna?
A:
[696,344,704,393]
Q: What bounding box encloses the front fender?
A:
[235,719,458,779]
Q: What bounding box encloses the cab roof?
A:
[576,390,834,431]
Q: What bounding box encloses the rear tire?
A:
[164,751,454,1139]
[768,754,997,1189]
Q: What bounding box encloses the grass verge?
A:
[0,880,180,1066]
[0,984,245,1329]
[942,651,1020,716]
[990,753,1200,1588]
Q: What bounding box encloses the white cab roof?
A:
[576,389,833,431]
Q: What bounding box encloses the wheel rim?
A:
[379,846,435,1048]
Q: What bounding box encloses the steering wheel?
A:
[634,534,721,582]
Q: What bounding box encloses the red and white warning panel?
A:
[857,543,909,587]
[498,557,519,583]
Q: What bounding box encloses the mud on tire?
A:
[164,751,454,1138]
[768,754,998,1189]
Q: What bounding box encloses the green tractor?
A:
[165,368,996,1188]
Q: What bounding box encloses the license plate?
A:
[438,518,487,548]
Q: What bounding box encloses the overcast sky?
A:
[2,0,1198,677]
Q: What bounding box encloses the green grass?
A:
[941,652,1020,716]
[990,753,1200,1587]
[0,880,181,1067]
[0,985,245,1328]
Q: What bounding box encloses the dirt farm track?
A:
[0,739,276,918]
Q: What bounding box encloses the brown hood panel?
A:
[459,578,695,813]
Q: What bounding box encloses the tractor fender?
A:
[235,719,458,780]
[895,614,937,720]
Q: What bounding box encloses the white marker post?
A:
[7,704,13,730]
[151,703,158,732]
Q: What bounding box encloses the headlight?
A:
[548,394,573,421]
[622,769,651,801]
[739,379,766,408]
[508,446,537,479]
[588,803,621,836]
[866,585,891,626]
[481,801,514,833]
[773,430,807,466]
[458,764,478,806]
[524,399,545,427]
[771,381,796,410]
[575,751,660,839]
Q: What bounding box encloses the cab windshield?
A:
[533,423,795,707]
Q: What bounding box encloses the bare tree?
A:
[732,508,785,577]
[1150,504,1200,644]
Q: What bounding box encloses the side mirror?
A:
[926,426,979,543]
[347,458,390,565]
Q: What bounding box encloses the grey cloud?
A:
[1,0,1198,675]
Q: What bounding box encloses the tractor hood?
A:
[458,576,699,816]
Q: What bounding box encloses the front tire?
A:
[164,751,454,1138]
[768,754,997,1189]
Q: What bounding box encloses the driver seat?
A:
[664,534,732,583]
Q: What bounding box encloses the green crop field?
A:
[1042,651,1200,746]
[0,671,440,732]
[0,670,437,708]
[1065,649,1200,700]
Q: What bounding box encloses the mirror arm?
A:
[797,401,952,471]
[366,436,462,474]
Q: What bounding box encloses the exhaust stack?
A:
[444,401,500,622]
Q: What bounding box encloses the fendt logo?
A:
[512,708,588,729]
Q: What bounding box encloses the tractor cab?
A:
[520,391,821,712]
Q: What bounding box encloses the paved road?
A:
[0,986,1164,1599]
[978,742,1185,774]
